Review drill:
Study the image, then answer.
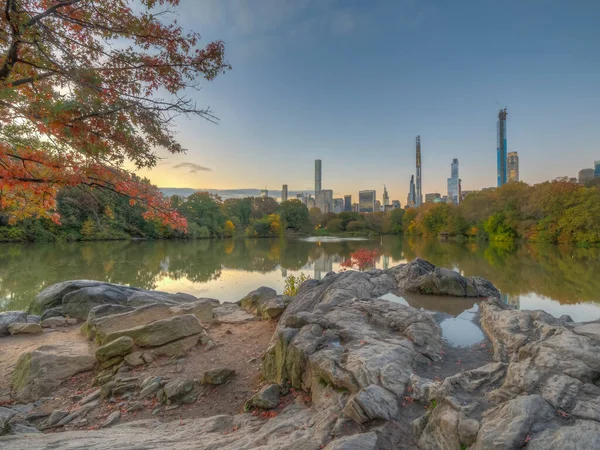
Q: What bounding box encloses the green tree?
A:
[178,192,225,237]
[278,200,309,230]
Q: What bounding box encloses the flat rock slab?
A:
[8,322,43,335]
[11,342,95,402]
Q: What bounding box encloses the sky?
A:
[135,0,600,204]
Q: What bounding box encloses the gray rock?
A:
[63,285,132,320]
[260,296,286,319]
[79,388,101,405]
[0,407,17,433]
[342,385,399,423]
[202,368,235,385]
[323,432,378,450]
[100,411,121,428]
[87,304,136,321]
[40,307,64,321]
[139,379,161,399]
[12,342,95,402]
[160,379,195,404]
[247,384,280,409]
[26,315,41,323]
[124,352,145,367]
[239,286,277,314]
[56,412,78,427]
[8,423,40,434]
[0,312,29,336]
[95,336,134,362]
[41,317,68,328]
[7,322,43,335]
[45,410,69,428]
[150,334,201,358]
[213,303,256,324]
[103,314,203,348]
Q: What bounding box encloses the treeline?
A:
[401,181,600,245]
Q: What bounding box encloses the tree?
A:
[278,199,309,230]
[177,192,225,237]
[0,0,230,229]
[222,198,252,228]
[251,197,279,219]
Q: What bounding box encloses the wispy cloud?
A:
[173,162,213,173]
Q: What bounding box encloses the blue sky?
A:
[139,0,600,204]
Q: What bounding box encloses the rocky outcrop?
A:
[7,322,43,335]
[12,342,95,402]
[30,280,216,322]
[0,311,42,336]
[239,286,277,314]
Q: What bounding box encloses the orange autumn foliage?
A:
[0,0,231,230]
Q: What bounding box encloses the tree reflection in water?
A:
[1,237,599,315]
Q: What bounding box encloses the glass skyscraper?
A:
[497,108,508,187]
[447,159,460,204]
[359,190,376,212]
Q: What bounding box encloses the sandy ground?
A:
[0,319,277,430]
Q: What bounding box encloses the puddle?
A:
[378,292,409,306]
[440,304,486,347]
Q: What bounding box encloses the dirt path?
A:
[0,319,277,430]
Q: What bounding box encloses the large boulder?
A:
[7,322,43,335]
[0,311,27,336]
[239,287,277,314]
[102,314,203,347]
[62,285,134,319]
[95,336,134,362]
[11,342,95,402]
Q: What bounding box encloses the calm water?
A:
[1,236,600,323]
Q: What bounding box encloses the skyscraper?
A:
[333,198,344,213]
[315,189,333,213]
[344,195,352,212]
[359,190,376,212]
[579,168,595,184]
[315,159,322,194]
[407,175,416,207]
[595,160,600,178]
[447,159,460,204]
[260,188,268,198]
[507,152,519,182]
[416,136,422,206]
[382,185,389,207]
[497,108,508,187]
[281,184,288,202]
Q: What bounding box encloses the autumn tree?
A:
[0,0,230,229]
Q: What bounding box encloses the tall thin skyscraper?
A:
[447,159,460,204]
[507,152,519,182]
[383,185,389,207]
[415,136,422,206]
[407,175,416,207]
[497,108,508,187]
[315,159,322,194]
[344,195,352,212]
[281,184,288,202]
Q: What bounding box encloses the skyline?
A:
[131,0,600,203]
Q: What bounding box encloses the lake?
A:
[1,236,599,322]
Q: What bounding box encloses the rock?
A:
[323,432,378,450]
[150,334,201,358]
[142,352,155,364]
[7,322,43,335]
[260,296,286,320]
[44,410,69,428]
[12,342,95,402]
[26,315,41,323]
[40,307,64,321]
[87,304,136,321]
[94,371,114,386]
[95,336,134,362]
[139,378,161,399]
[213,303,256,324]
[395,258,500,298]
[8,424,40,434]
[124,352,145,366]
[63,285,133,319]
[113,383,138,396]
[239,287,277,314]
[0,311,28,336]
[0,407,17,433]
[100,381,116,400]
[103,314,203,348]
[247,384,280,409]
[56,412,78,427]
[342,385,399,423]
[31,280,140,315]
[100,411,121,428]
[160,379,195,404]
[80,388,101,405]
[101,356,124,369]
[126,402,144,412]
[202,368,235,385]
[40,317,69,328]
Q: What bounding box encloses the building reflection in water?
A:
[500,292,521,309]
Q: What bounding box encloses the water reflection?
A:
[0,237,599,321]
[439,304,486,347]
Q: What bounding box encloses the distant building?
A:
[375,200,381,212]
[461,190,473,202]
[507,151,519,182]
[425,193,441,203]
[497,108,508,187]
[260,188,268,198]
[281,184,288,202]
[391,200,401,209]
[352,203,359,212]
[553,176,578,183]
[344,195,352,212]
[359,190,376,212]
[407,176,416,207]
[308,197,316,209]
[442,195,448,203]
[315,189,333,213]
[416,136,423,206]
[315,160,322,194]
[333,198,344,214]
[595,160,600,178]
[579,168,595,184]
[382,185,389,207]
[447,158,460,205]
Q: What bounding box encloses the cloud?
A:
[173,162,213,173]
